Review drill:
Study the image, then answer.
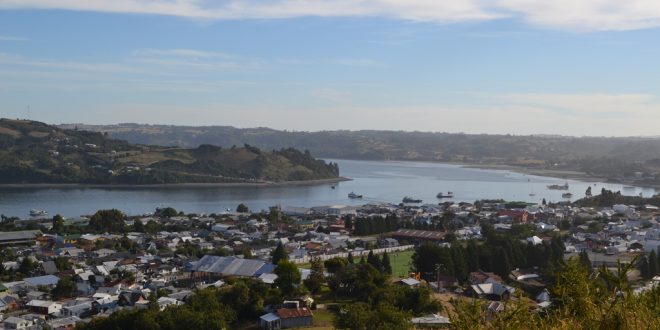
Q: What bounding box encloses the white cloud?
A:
[0,35,27,41]
[497,0,660,31]
[4,0,660,31]
[499,93,659,115]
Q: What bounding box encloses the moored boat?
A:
[436,191,454,198]
[348,192,363,199]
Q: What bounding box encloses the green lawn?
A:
[389,250,415,278]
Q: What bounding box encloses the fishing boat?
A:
[348,192,363,199]
[562,192,573,199]
[547,183,569,190]
[436,191,454,198]
[402,196,422,203]
[29,209,48,217]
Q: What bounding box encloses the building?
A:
[191,255,274,278]
[0,230,42,246]
[390,229,447,243]
[260,307,313,329]
[3,316,33,329]
[26,300,62,315]
[469,271,502,285]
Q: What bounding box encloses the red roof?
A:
[277,308,313,319]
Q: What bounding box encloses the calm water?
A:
[0,159,655,218]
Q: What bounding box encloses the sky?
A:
[1,1,660,136]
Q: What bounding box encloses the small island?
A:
[0,119,341,185]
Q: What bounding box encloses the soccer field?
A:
[389,250,414,278]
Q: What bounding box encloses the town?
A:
[0,189,659,329]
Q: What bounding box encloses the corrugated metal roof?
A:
[193,255,272,277]
[0,230,41,242]
[24,275,60,286]
[277,308,312,319]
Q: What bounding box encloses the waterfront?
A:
[0,159,655,218]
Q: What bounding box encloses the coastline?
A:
[0,176,351,189]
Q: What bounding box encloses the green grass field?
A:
[389,250,415,278]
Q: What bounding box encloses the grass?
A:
[389,250,415,278]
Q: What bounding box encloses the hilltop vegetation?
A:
[65,123,660,185]
[0,119,339,184]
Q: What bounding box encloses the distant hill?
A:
[61,123,660,185]
[0,119,339,184]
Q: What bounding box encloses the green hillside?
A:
[0,119,339,184]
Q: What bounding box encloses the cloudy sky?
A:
[1,1,660,136]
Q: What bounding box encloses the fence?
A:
[290,244,415,264]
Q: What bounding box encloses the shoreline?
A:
[458,163,660,190]
[0,177,351,189]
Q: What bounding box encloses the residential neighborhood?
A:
[0,192,659,329]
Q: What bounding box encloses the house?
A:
[398,278,421,287]
[380,238,399,248]
[47,316,81,330]
[26,299,63,315]
[260,307,314,330]
[469,271,502,285]
[411,314,451,329]
[157,297,182,310]
[3,316,33,329]
[468,283,515,301]
[24,275,60,288]
[62,301,92,317]
[118,291,147,307]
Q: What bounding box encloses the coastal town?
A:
[0,189,659,329]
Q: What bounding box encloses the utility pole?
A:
[435,263,443,292]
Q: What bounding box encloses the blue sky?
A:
[1,1,660,136]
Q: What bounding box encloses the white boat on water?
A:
[348,192,363,199]
[30,209,48,217]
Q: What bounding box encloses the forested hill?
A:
[0,119,339,184]
[62,123,660,185]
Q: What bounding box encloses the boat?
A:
[562,192,573,199]
[348,192,363,199]
[436,191,454,198]
[402,196,422,203]
[330,185,336,189]
[547,183,569,190]
[29,209,48,217]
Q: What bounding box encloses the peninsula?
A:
[0,119,340,185]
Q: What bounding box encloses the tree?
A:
[271,242,288,265]
[585,186,592,196]
[382,252,392,275]
[52,214,64,234]
[345,217,353,231]
[334,303,411,330]
[52,277,77,300]
[133,219,144,232]
[578,251,592,272]
[157,207,178,218]
[53,257,71,271]
[639,256,651,280]
[542,198,547,206]
[367,250,382,271]
[236,203,249,213]
[347,252,354,264]
[324,257,347,274]
[274,260,301,297]
[649,250,659,277]
[19,256,37,275]
[304,257,325,295]
[89,209,126,233]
